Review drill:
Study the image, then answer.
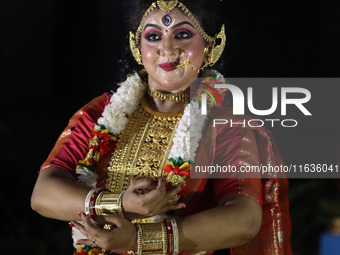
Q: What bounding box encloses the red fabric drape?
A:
[41,94,292,255]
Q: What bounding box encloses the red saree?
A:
[41,93,292,255]
[182,107,292,255]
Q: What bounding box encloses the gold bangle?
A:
[117,191,124,217]
[136,222,168,255]
[94,190,124,216]
[162,223,167,255]
[135,223,142,255]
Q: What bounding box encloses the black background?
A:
[2,0,340,254]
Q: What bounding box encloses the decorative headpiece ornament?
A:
[129,0,226,71]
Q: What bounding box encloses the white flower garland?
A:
[97,74,147,134]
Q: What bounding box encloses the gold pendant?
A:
[157,0,178,14]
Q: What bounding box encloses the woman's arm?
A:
[73,194,262,251]
[178,194,262,250]
[31,167,185,222]
[31,166,90,221]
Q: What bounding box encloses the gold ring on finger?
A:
[167,195,180,204]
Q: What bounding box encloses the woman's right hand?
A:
[122,178,186,218]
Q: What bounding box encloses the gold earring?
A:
[205,25,226,67]
[189,25,226,73]
[203,46,211,64]
[129,32,143,65]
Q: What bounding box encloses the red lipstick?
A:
[159,62,177,72]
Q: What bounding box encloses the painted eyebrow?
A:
[171,21,195,30]
[143,24,162,31]
[143,21,195,31]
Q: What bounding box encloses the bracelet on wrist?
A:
[135,222,142,255]
[134,218,179,255]
[164,219,173,255]
[170,219,179,254]
[84,188,104,215]
[94,190,124,217]
[84,188,125,217]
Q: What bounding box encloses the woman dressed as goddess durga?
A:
[31,0,292,254]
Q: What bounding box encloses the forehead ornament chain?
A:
[132,0,215,45]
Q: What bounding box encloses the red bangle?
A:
[89,188,105,215]
[164,219,174,255]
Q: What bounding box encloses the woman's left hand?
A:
[71,213,137,251]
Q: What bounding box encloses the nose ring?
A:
[176,54,190,68]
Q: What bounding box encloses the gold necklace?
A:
[105,99,183,193]
[148,88,190,102]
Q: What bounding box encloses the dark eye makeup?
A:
[144,29,195,42]
[144,32,162,42]
[143,21,197,42]
[174,29,195,40]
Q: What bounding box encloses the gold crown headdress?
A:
[129,0,226,71]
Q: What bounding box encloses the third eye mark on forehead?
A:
[143,21,195,32]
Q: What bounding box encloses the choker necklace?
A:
[148,87,190,102]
